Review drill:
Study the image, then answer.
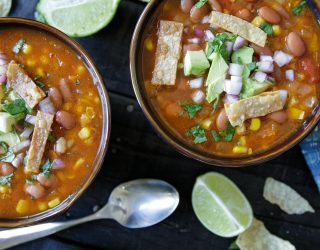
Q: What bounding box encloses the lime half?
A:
[192,172,253,237]
[36,0,121,37]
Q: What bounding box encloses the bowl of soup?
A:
[130,0,320,166]
[0,18,111,227]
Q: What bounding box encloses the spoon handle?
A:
[0,213,99,250]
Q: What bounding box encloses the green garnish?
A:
[219,122,235,142]
[195,0,208,8]
[184,104,202,118]
[0,173,14,187]
[260,23,273,35]
[210,130,220,142]
[2,99,30,116]
[40,159,52,178]
[75,79,81,85]
[211,95,220,114]
[207,33,236,63]
[48,133,57,143]
[34,76,45,88]
[292,0,307,16]
[228,240,239,250]
[25,179,34,185]
[0,142,14,163]
[178,99,189,106]
[18,64,25,68]
[0,142,8,155]
[187,125,207,144]
[13,39,26,54]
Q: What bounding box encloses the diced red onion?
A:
[204,30,215,41]
[12,153,25,168]
[0,75,6,83]
[273,50,293,67]
[38,97,56,115]
[52,158,66,170]
[278,90,288,105]
[223,94,239,104]
[187,38,201,44]
[25,115,36,125]
[233,36,246,50]
[12,140,30,154]
[202,16,210,24]
[20,127,34,139]
[254,71,267,83]
[260,55,273,62]
[231,75,242,82]
[229,63,244,76]
[224,78,242,95]
[225,41,234,54]
[188,77,204,89]
[194,27,205,38]
[285,69,294,81]
[192,90,205,104]
[257,61,274,73]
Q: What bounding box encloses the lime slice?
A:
[192,172,253,237]
[0,0,11,17]
[36,0,121,37]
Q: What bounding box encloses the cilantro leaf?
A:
[219,122,235,142]
[292,0,307,16]
[40,159,52,178]
[48,133,57,143]
[187,125,207,144]
[75,79,81,85]
[13,39,26,54]
[2,99,30,116]
[195,0,208,8]
[184,104,202,118]
[211,130,220,142]
[206,33,235,63]
[0,143,15,163]
[0,173,14,187]
[34,76,45,88]
[260,23,273,35]
[228,240,239,250]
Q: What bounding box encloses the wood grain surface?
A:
[6,0,320,249]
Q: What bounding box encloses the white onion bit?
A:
[187,38,201,44]
[254,71,267,83]
[201,16,211,24]
[257,61,274,73]
[192,90,205,104]
[223,94,239,104]
[204,30,215,41]
[260,55,273,62]
[225,78,243,95]
[273,50,293,67]
[188,77,204,89]
[225,41,234,54]
[233,36,246,50]
[229,63,244,76]
[278,90,288,105]
[20,127,34,140]
[12,140,30,154]
[25,115,36,125]
[285,69,295,81]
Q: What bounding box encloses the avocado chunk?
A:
[184,50,210,77]
[231,46,254,64]
[0,112,16,133]
[240,78,273,99]
[0,132,20,147]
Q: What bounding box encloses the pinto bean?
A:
[25,183,46,199]
[0,162,15,176]
[258,6,281,24]
[190,4,209,23]
[236,8,253,21]
[37,173,59,188]
[286,32,306,57]
[48,87,63,109]
[216,109,229,131]
[249,43,273,56]
[208,0,222,12]
[59,78,73,102]
[56,111,76,129]
[267,110,288,124]
[165,102,182,117]
[55,137,67,154]
[181,0,194,13]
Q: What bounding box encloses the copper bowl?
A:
[130,0,320,167]
[0,18,111,227]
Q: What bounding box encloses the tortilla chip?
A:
[151,20,183,85]
[236,218,296,250]
[225,91,284,127]
[263,177,315,215]
[210,11,267,47]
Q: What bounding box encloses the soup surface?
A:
[143,0,320,156]
[0,26,102,217]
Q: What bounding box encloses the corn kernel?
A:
[38,202,48,211]
[22,44,32,54]
[144,38,154,52]
[48,198,60,208]
[236,124,246,135]
[80,114,90,127]
[248,148,253,155]
[16,200,29,214]
[76,105,84,114]
[250,118,261,131]
[94,97,100,104]
[233,146,248,154]
[223,9,230,14]
[66,174,75,179]
[309,35,318,53]
[57,171,65,181]
[272,25,281,36]
[86,107,95,118]
[201,118,212,130]
[26,59,36,67]
[36,68,45,77]
[68,75,77,82]
[0,185,8,194]
[84,137,94,145]
[74,158,85,170]
[78,127,91,140]
[40,55,49,65]
[251,16,265,27]
[76,65,86,75]
[297,73,305,81]
[238,136,247,146]
[288,108,305,120]
[67,139,74,149]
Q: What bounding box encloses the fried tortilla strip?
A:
[263,177,315,215]
[25,111,54,174]
[225,91,285,127]
[236,218,296,250]
[7,61,45,108]
[151,20,183,85]
[210,11,267,47]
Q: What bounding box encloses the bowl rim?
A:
[130,0,320,167]
[0,17,111,227]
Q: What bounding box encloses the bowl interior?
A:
[130,0,320,167]
[0,18,111,227]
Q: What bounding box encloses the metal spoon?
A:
[0,179,179,250]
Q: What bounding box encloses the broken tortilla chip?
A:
[263,177,315,215]
[225,91,285,127]
[236,218,296,250]
[210,11,267,47]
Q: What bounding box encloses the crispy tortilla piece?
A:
[151,20,183,85]
[263,177,315,215]
[210,11,267,47]
[224,91,284,127]
[25,111,54,174]
[236,218,296,250]
[7,61,45,108]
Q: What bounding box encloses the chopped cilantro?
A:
[219,122,235,142]
[195,0,208,8]
[228,241,239,250]
[48,133,56,143]
[25,179,34,185]
[34,76,45,88]
[2,99,30,115]
[260,23,273,35]
[75,79,81,85]
[13,39,26,54]
[18,64,25,68]
[178,99,189,106]
[292,0,307,16]
[0,144,15,163]
[187,125,207,144]
[184,104,202,118]
[210,130,220,142]
[31,174,38,180]
[207,33,235,63]
[40,159,52,178]
[0,173,14,187]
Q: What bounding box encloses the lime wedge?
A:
[36,0,121,37]
[192,172,253,237]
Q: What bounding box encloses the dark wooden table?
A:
[6,1,320,249]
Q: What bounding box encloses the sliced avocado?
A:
[240,78,273,99]
[205,52,229,103]
[0,131,20,147]
[184,50,210,77]
[231,46,254,64]
[0,112,16,133]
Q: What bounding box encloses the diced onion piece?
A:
[225,41,234,54]
[273,50,293,67]
[202,15,210,24]
[52,158,65,170]
[225,78,242,95]
[257,61,274,73]
[233,36,246,50]
[194,27,204,38]
[229,63,244,76]
[12,140,30,154]
[12,153,24,168]
[25,115,36,125]
[254,71,267,83]
[204,30,215,41]
[260,55,273,62]
[187,38,201,44]
[231,75,243,82]
[278,90,288,105]
[188,77,204,89]
[38,97,56,115]
[223,94,239,103]
[285,69,294,81]
[192,90,205,104]
[20,127,33,139]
